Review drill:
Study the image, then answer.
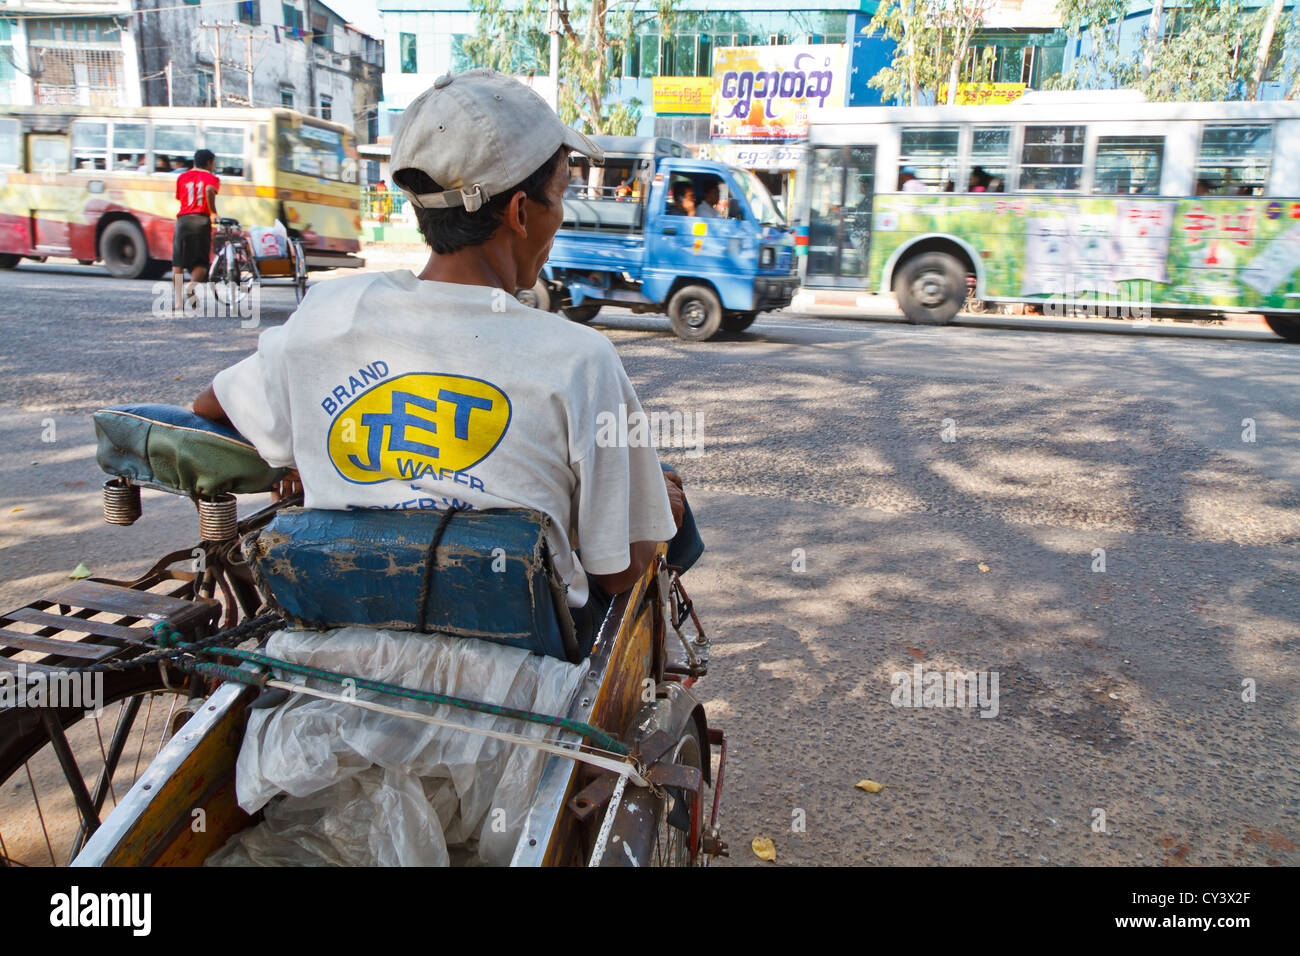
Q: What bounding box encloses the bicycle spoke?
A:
[24,762,57,867]
[131,692,155,785]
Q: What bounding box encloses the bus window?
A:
[967,127,1010,192]
[111,122,148,172]
[1019,125,1085,191]
[71,121,108,171]
[278,120,354,182]
[1093,136,1164,195]
[1196,124,1271,196]
[154,124,196,172]
[898,127,959,191]
[204,125,247,178]
[28,135,68,175]
[0,118,20,169]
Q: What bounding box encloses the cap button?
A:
[433,74,453,89]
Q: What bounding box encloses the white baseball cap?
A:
[390,69,604,212]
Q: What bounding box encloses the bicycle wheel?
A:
[292,240,307,303]
[0,669,192,866]
[213,244,254,311]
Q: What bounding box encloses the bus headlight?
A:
[760,245,775,268]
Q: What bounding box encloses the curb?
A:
[789,289,1280,339]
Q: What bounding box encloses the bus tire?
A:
[1263,314,1300,342]
[100,220,151,279]
[516,278,553,312]
[668,284,723,341]
[895,252,965,326]
[562,304,600,323]
[0,253,19,269]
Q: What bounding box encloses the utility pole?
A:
[165,59,173,106]
[302,0,317,115]
[198,22,226,106]
[229,29,262,106]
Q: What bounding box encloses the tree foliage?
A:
[863,0,996,106]
[463,0,679,135]
[1046,0,1292,101]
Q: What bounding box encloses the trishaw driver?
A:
[193,69,685,636]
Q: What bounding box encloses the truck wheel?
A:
[668,285,723,341]
[1263,314,1300,342]
[100,220,153,279]
[0,253,18,269]
[563,304,600,323]
[895,252,965,326]
[516,278,553,312]
[722,311,759,333]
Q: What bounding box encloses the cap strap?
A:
[414,183,488,212]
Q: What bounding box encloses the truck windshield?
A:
[733,167,785,227]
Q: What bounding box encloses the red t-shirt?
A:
[176,168,220,216]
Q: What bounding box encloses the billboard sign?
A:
[711,44,848,139]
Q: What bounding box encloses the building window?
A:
[319,95,332,120]
[281,87,295,109]
[1196,124,1272,196]
[1019,124,1085,191]
[400,32,417,73]
[238,1,259,26]
[282,3,304,38]
[197,68,213,106]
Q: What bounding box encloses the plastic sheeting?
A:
[206,627,588,867]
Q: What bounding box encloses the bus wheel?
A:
[1263,314,1300,342]
[0,253,18,269]
[668,285,723,341]
[896,252,965,325]
[563,304,600,323]
[100,220,151,279]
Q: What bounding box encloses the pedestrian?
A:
[173,148,220,313]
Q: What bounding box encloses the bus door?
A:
[803,146,877,289]
[27,134,72,254]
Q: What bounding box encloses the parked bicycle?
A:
[208,218,308,311]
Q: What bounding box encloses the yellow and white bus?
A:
[0,106,363,278]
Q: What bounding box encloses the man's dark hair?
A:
[671,180,693,202]
[194,148,215,169]
[393,147,566,255]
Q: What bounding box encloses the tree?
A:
[463,0,679,136]
[1250,0,1286,97]
[1047,0,1292,102]
[864,0,996,106]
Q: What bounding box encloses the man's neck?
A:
[417,244,516,292]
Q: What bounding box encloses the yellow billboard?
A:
[653,77,714,115]
[938,82,1028,105]
[711,44,848,139]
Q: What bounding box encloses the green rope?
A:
[200,646,627,756]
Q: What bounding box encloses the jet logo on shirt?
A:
[327,373,511,484]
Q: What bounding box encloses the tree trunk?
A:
[1140,0,1164,80]
[1250,0,1285,98]
[905,0,919,106]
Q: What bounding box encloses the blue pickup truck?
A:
[518,136,797,341]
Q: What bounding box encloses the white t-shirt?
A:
[213,270,676,607]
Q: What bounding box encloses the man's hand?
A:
[663,469,685,530]
[272,469,302,502]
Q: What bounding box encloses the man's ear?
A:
[503,190,528,238]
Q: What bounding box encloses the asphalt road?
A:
[1,260,1298,867]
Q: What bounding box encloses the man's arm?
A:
[588,471,685,594]
[193,383,228,426]
[206,184,218,219]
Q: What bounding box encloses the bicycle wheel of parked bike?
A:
[211,242,256,311]
[0,667,192,866]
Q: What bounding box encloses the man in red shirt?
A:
[173,149,220,312]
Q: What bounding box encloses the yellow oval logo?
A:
[327,373,512,485]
